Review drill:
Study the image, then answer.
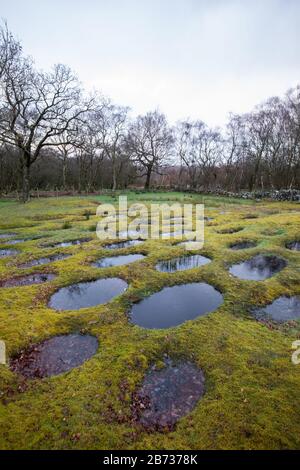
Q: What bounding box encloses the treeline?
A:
[0,23,299,201]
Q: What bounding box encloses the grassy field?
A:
[0,192,300,450]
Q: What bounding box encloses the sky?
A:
[1,0,299,127]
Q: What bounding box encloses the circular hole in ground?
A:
[0,273,56,288]
[129,282,223,329]
[92,254,145,268]
[48,277,128,310]
[0,249,20,258]
[229,255,287,280]
[18,253,71,268]
[286,241,300,251]
[132,357,205,430]
[230,241,257,250]
[252,296,300,323]
[10,334,98,378]
[155,254,211,273]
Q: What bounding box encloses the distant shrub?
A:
[62,221,72,229]
[83,210,92,220]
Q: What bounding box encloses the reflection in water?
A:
[49,277,128,310]
[133,358,205,429]
[92,254,145,268]
[130,282,223,329]
[104,240,144,249]
[253,296,300,322]
[156,254,211,273]
[48,238,92,248]
[229,255,287,280]
[10,334,98,378]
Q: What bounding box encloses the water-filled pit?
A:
[10,334,98,378]
[4,238,28,245]
[133,358,205,429]
[48,277,128,310]
[0,273,56,288]
[155,254,211,273]
[130,282,223,329]
[0,233,17,239]
[286,241,300,251]
[229,255,287,281]
[19,253,71,268]
[252,296,300,322]
[230,241,257,250]
[104,240,144,250]
[46,238,92,248]
[0,249,19,258]
[92,254,145,268]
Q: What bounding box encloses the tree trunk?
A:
[112,162,117,191]
[22,163,30,203]
[144,167,152,190]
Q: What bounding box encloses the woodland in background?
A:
[0,23,299,201]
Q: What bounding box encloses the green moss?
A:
[0,192,300,449]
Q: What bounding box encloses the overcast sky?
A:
[1,0,299,126]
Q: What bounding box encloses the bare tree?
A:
[0,22,21,79]
[0,51,93,201]
[127,110,173,189]
[97,102,129,190]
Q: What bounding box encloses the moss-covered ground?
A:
[0,192,299,450]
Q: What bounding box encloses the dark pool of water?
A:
[230,241,257,250]
[130,282,223,329]
[0,233,17,239]
[104,240,144,250]
[92,254,145,268]
[229,255,287,280]
[286,241,300,251]
[0,249,19,258]
[132,358,205,430]
[0,273,56,288]
[252,296,300,322]
[47,238,92,248]
[10,334,98,378]
[49,277,128,310]
[155,255,211,273]
[19,253,71,268]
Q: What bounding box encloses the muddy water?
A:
[10,334,98,378]
[49,277,128,310]
[130,282,223,329]
[0,233,17,239]
[229,255,287,280]
[155,254,211,273]
[133,358,205,429]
